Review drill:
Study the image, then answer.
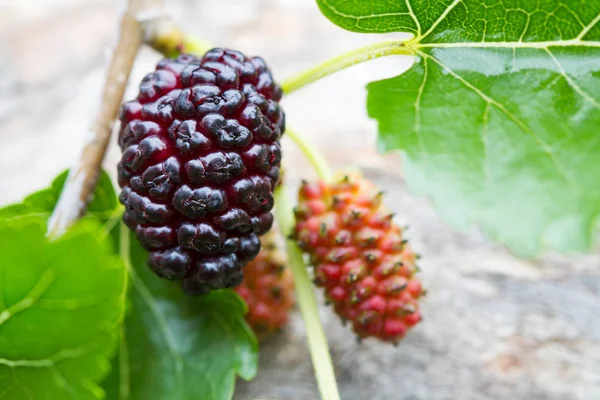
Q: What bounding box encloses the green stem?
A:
[101,205,125,237]
[119,220,132,288]
[275,186,340,400]
[286,127,333,182]
[118,221,132,399]
[282,40,414,94]
[141,19,212,58]
[181,36,213,56]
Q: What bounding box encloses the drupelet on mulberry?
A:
[117,49,285,295]
[293,173,423,343]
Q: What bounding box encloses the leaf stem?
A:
[274,186,340,400]
[282,40,414,94]
[286,127,333,182]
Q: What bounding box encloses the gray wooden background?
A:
[1,1,599,399]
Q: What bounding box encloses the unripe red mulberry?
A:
[117,49,284,295]
[293,173,424,343]
[235,231,294,339]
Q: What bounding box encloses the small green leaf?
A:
[0,215,126,400]
[102,231,257,400]
[0,204,30,220]
[22,170,117,215]
[0,170,119,229]
[318,0,600,254]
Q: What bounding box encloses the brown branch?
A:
[47,0,144,238]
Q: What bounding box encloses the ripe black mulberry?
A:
[117,49,284,295]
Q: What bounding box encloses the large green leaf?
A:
[316,0,600,254]
[102,231,257,400]
[0,215,126,400]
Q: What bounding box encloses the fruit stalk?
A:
[141,16,212,57]
[285,127,333,182]
[275,185,341,400]
[47,0,146,237]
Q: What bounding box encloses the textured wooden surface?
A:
[1,1,599,399]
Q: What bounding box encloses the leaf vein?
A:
[414,56,429,159]
[320,0,412,20]
[419,50,582,193]
[518,12,531,42]
[481,102,491,206]
[576,11,600,40]
[11,367,33,400]
[419,0,463,42]
[417,40,600,49]
[404,0,421,37]
[559,3,587,32]
[318,0,417,33]
[127,265,185,387]
[0,269,55,327]
[35,295,101,310]
[50,365,78,399]
[0,347,88,368]
[544,48,600,109]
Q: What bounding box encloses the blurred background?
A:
[1,1,599,399]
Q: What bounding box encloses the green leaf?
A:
[0,204,30,220]
[0,215,126,400]
[0,170,119,228]
[318,0,600,254]
[102,231,257,400]
[18,170,117,215]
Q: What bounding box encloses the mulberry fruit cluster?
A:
[293,173,423,343]
[235,231,294,339]
[117,49,284,295]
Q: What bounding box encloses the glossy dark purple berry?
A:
[117,49,284,295]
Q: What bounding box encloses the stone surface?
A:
[0,1,599,399]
